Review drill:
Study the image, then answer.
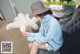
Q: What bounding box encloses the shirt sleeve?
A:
[27,23,44,42]
[27,23,57,43]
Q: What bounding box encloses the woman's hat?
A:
[31,1,50,16]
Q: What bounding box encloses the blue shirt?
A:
[27,14,63,51]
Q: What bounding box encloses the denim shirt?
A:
[27,14,63,51]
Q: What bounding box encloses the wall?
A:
[0,0,15,20]
[0,0,38,21]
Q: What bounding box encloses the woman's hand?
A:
[22,32,30,36]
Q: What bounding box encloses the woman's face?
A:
[35,16,42,21]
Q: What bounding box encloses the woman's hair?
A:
[36,10,53,16]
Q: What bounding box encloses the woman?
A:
[22,1,63,54]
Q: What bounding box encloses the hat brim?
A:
[30,8,50,16]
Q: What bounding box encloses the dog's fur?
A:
[6,13,39,32]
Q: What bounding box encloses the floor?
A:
[0,20,29,54]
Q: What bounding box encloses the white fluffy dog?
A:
[6,13,39,32]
